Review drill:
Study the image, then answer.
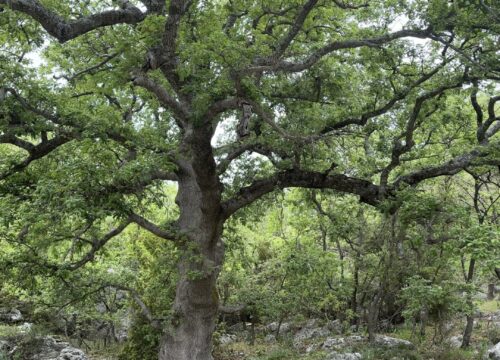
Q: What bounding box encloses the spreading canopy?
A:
[0,0,499,276]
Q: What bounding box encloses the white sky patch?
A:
[389,14,430,46]
[24,41,48,69]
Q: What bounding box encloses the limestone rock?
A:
[327,351,362,360]
[293,326,330,348]
[322,337,346,350]
[219,333,237,345]
[326,320,343,335]
[0,308,23,323]
[486,342,500,360]
[8,336,87,360]
[446,335,462,348]
[56,347,87,360]
[264,334,276,343]
[373,334,414,349]
[265,321,292,334]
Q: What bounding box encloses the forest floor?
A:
[212,300,500,360]
[1,300,499,360]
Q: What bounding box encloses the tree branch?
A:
[270,0,319,60]
[131,72,189,127]
[248,28,431,74]
[393,146,499,188]
[105,283,163,329]
[222,169,380,218]
[0,0,147,43]
[59,220,132,270]
[128,213,179,241]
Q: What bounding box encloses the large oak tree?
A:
[0,0,499,359]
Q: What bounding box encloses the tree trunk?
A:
[367,290,382,342]
[487,283,495,300]
[159,126,224,360]
[461,258,475,348]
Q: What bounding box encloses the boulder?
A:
[18,322,34,333]
[56,347,87,360]
[327,351,362,360]
[326,320,343,335]
[293,326,330,348]
[0,308,23,323]
[373,335,414,349]
[0,339,9,351]
[486,342,500,360]
[7,336,87,360]
[265,321,292,334]
[322,335,365,351]
[304,318,321,328]
[446,335,462,348]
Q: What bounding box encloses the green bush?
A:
[118,317,159,360]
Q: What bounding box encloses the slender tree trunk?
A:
[159,127,224,360]
[487,283,495,300]
[351,259,359,328]
[461,258,475,348]
[367,290,382,342]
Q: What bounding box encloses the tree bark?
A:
[487,283,495,300]
[461,258,475,348]
[159,126,224,360]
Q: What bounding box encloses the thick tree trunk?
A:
[159,258,222,360]
[159,126,224,360]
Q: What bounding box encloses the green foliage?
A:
[119,317,159,360]
[400,276,471,321]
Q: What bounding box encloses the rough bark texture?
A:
[159,125,224,360]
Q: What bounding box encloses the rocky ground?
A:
[215,303,500,360]
[1,302,499,359]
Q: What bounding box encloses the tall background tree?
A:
[0,0,498,359]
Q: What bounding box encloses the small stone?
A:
[219,333,237,345]
[373,335,414,349]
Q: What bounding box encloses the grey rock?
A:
[322,337,346,349]
[0,308,23,323]
[322,335,365,350]
[18,322,34,333]
[219,333,237,345]
[56,347,87,360]
[304,318,321,329]
[16,336,88,360]
[345,335,365,343]
[264,334,276,343]
[293,326,330,348]
[266,321,292,334]
[326,320,343,334]
[446,335,462,348]
[373,335,414,349]
[305,343,319,353]
[326,351,362,360]
[486,342,500,360]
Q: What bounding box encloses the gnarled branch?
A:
[0,0,147,43]
[222,169,380,218]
